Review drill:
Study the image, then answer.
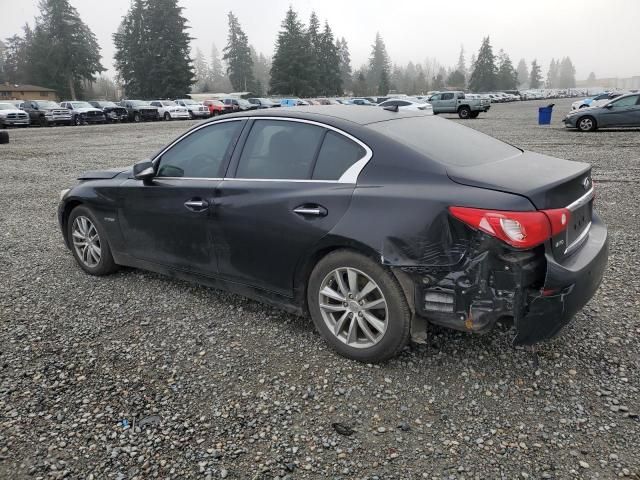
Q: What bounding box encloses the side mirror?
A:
[133,160,155,183]
[604,104,613,109]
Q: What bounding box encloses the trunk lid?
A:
[447,151,592,210]
[447,151,594,260]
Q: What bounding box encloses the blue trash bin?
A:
[538,106,553,125]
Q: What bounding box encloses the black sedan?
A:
[58,107,608,362]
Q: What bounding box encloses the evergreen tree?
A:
[456,45,466,87]
[0,40,6,84]
[447,70,466,90]
[546,58,558,88]
[368,33,390,95]
[222,12,255,92]
[210,42,231,92]
[145,0,194,97]
[305,11,321,95]
[27,0,104,99]
[415,66,428,94]
[270,7,314,96]
[586,71,596,83]
[468,36,496,92]
[114,0,193,98]
[496,50,517,90]
[251,46,271,96]
[113,0,147,97]
[3,29,32,85]
[557,57,576,88]
[337,37,352,93]
[432,72,445,90]
[352,69,368,96]
[317,22,341,95]
[193,47,211,93]
[516,58,528,88]
[529,59,542,89]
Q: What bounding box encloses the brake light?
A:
[449,206,570,249]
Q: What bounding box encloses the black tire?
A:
[67,205,118,276]
[307,249,411,363]
[164,112,171,121]
[458,106,471,119]
[39,116,48,127]
[0,131,8,144]
[188,111,194,120]
[577,115,597,132]
[74,115,82,126]
[469,111,480,119]
[133,112,141,123]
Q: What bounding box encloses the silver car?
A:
[563,93,640,132]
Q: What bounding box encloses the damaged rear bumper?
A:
[513,213,608,344]
[387,213,608,345]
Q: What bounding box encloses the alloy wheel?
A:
[72,216,102,268]
[318,267,388,349]
[579,117,593,131]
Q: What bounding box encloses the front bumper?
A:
[169,111,191,119]
[1,118,29,126]
[190,110,210,118]
[513,213,608,344]
[563,115,579,128]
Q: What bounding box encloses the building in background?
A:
[0,83,58,101]
[576,76,640,90]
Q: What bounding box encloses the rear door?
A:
[214,118,370,296]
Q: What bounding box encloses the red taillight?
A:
[449,206,570,249]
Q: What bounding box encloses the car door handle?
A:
[293,205,327,217]
[184,199,209,212]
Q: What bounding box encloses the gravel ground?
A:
[0,99,639,479]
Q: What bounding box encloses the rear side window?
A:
[369,116,521,167]
[312,131,365,180]
[236,120,325,179]
[441,93,454,100]
[157,121,242,178]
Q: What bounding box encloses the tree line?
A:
[0,0,581,100]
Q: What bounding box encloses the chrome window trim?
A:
[238,116,372,184]
[151,115,373,184]
[566,187,594,211]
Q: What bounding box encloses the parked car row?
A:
[563,92,640,131]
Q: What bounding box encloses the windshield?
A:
[98,101,118,107]
[180,99,196,105]
[369,116,521,167]
[162,101,177,106]
[0,103,16,110]
[71,102,93,108]
[128,100,149,106]
[237,99,251,107]
[35,101,61,109]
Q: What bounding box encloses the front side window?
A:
[610,95,639,108]
[236,120,325,180]
[430,94,441,101]
[312,131,365,181]
[157,121,242,178]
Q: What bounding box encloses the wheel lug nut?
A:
[357,312,363,317]
[343,302,348,307]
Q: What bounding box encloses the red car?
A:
[203,99,230,116]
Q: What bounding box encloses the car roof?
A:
[212,105,433,126]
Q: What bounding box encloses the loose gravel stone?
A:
[0,100,639,478]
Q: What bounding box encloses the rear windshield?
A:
[368,116,521,166]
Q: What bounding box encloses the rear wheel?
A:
[307,250,411,362]
[67,205,118,276]
[577,116,597,132]
[458,106,471,119]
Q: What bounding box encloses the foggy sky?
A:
[1,0,639,81]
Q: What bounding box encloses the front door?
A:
[439,92,456,112]
[214,118,369,296]
[117,119,245,275]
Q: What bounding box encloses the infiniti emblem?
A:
[582,177,591,190]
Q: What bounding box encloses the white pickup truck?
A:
[428,91,491,119]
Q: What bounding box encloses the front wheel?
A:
[74,115,82,126]
[577,116,597,132]
[469,111,480,119]
[133,112,141,123]
[307,250,411,363]
[458,106,471,119]
[67,206,118,276]
[164,112,171,121]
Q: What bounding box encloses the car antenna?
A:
[383,105,399,112]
